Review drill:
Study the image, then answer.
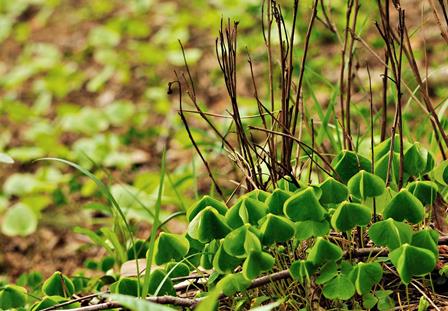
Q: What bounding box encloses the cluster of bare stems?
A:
[173,0,448,199]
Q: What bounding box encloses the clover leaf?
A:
[307,237,343,265]
[368,218,412,250]
[332,150,371,183]
[318,177,349,205]
[259,213,294,245]
[154,232,190,265]
[347,170,385,200]
[284,187,327,222]
[331,201,371,232]
[350,262,383,295]
[188,207,231,243]
[383,189,425,224]
[389,244,436,284]
[242,251,275,279]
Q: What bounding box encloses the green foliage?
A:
[284,187,326,222]
[383,189,425,224]
[331,201,371,232]
[42,271,75,298]
[389,244,436,284]
[347,170,385,200]
[0,285,27,309]
[368,218,413,250]
[154,232,189,265]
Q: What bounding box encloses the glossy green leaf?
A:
[259,214,294,245]
[318,177,349,205]
[1,202,38,237]
[403,143,426,176]
[347,170,385,200]
[322,274,355,300]
[186,195,227,222]
[188,207,231,243]
[42,271,75,298]
[112,278,139,297]
[165,262,190,278]
[284,187,326,222]
[407,181,439,206]
[216,273,251,296]
[265,189,291,215]
[350,262,383,295]
[213,244,243,274]
[0,285,27,309]
[389,244,436,284]
[289,260,315,284]
[223,224,261,258]
[307,237,343,265]
[331,201,371,232]
[147,269,175,296]
[225,197,267,228]
[246,189,271,202]
[368,218,412,250]
[383,189,425,224]
[411,229,439,258]
[294,220,330,240]
[332,150,371,184]
[242,251,275,279]
[154,232,189,265]
[431,160,448,186]
[316,261,338,285]
[375,152,400,186]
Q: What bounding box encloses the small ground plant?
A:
[2,0,448,310]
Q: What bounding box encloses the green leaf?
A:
[331,201,371,232]
[368,218,412,250]
[332,150,371,184]
[407,181,439,206]
[350,262,383,295]
[188,207,231,243]
[246,189,271,202]
[316,261,338,285]
[362,293,378,309]
[383,189,425,224]
[265,189,291,215]
[112,278,139,297]
[307,237,343,265]
[154,232,189,265]
[318,177,349,205]
[389,244,436,284]
[347,170,385,200]
[242,251,275,279]
[146,269,175,296]
[259,214,294,245]
[322,274,355,300]
[107,294,176,311]
[0,285,27,309]
[404,143,426,176]
[223,224,261,258]
[187,195,227,222]
[284,187,327,222]
[225,197,267,228]
[213,244,243,274]
[42,271,75,298]
[375,152,400,186]
[1,202,38,236]
[289,260,315,284]
[431,160,448,186]
[294,220,330,240]
[411,229,439,258]
[165,262,190,278]
[216,273,251,296]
